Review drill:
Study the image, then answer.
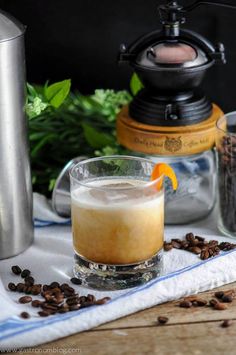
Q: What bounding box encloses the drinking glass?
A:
[70,155,164,290]
[216,112,236,237]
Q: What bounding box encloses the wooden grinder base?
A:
[117,104,223,156]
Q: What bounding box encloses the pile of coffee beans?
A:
[164,232,236,260]
[179,289,236,310]
[217,135,236,232]
[8,265,111,319]
[157,289,236,328]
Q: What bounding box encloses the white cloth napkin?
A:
[33,193,71,227]
[0,194,235,349]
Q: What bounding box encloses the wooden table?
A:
[12,283,236,355]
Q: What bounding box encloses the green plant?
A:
[26,79,132,195]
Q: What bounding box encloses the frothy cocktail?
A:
[71,178,164,265]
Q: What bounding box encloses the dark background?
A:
[0,0,235,111]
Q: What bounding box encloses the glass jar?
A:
[146,149,217,224]
[216,112,236,237]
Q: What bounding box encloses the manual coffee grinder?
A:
[117,0,236,224]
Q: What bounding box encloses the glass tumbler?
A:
[70,155,164,290]
[216,112,236,237]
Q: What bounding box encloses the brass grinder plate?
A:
[117,104,223,155]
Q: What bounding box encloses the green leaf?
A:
[27,83,38,99]
[82,123,114,149]
[130,73,143,96]
[48,178,56,191]
[29,132,47,141]
[31,133,57,158]
[44,79,71,108]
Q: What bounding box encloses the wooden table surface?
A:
[12,282,236,355]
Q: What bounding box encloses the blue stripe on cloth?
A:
[34,218,71,228]
[0,248,236,342]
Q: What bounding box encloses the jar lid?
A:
[117,104,223,156]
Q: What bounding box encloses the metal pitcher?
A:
[0,10,33,259]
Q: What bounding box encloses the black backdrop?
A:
[0,0,236,111]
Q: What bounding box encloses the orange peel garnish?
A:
[151,163,178,191]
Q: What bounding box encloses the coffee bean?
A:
[70,277,82,285]
[214,302,228,310]
[69,304,80,311]
[157,316,169,325]
[179,300,192,308]
[209,299,219,307]
[64,288,75,297]
[79,296,87,304]
[24,286,32,294]
[195,236,205,242]
[21,269,30,279]
[55,296,64,305]
[164,243,173,252]
[58,304,69,313]
[200,250,210,260]
[208,248,214,257]
[8,282,17,291]
[186,233,195,242]
[80,301,94,308]
[44,294,57,303]
[95,297,111,305]
[188,247,202,255]
[181,241,189,250]
[12,265,22,275]
[66,296,79,306]
[219,242,234,251]
[171,241,182,249]
[41,303,58,311]
[25,276,34,286]
[209,240,219,246]
[184,296,199,302]
[38,311,50,317]
[215,291,225,299]
[19,296,32,304]
[222,295,233,303]
[87,294,96,303]
[171,238,182,243]
[57,308,68,313]
[31,300,42,307]
[16,283,25,292]
[221,320,233,328]
[20,312,30,319]
[49,287,61,294]
[60,283,70,291]
[50,282,60,289]
[31,285,41,295]
[192,298,207,307]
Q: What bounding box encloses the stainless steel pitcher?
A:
[0,10,33,259]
